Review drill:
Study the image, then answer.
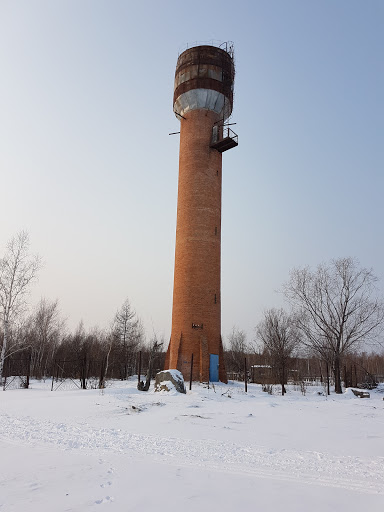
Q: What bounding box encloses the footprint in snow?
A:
[100,481,112,488]
[95,495,114,504]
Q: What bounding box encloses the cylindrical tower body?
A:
[165,44,236,382]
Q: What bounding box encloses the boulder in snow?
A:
[350,388,370,398]
[155,370,186,394]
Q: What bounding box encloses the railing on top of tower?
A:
[178,40,235,60]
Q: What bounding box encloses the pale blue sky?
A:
[0,0,383,343]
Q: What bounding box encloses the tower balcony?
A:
[210,125,238,153]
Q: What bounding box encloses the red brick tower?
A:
[165,44,238,382]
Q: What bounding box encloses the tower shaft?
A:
[168,109,226,382]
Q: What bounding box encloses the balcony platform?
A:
[210,125,238,153]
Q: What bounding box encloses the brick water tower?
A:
[165,43,238,383]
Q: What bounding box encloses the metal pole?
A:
[51,361,55,391]
[244,357,247,393]
[189,354,194,391]
[138,351,142,385]
[26,349,32,389]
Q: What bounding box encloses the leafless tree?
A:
[284,258,384,393]
[225,327,249,375]
[28,298,65,378]
[137,335,163,391]
[0,232,41,383]
[256,308,300,395]
[112,298,144,379]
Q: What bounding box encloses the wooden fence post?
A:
[244,357,247,393]
[138,351,142,385]
[189,354,193,391]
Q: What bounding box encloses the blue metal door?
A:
[209,354,219,382]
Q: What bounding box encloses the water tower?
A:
[165,43,238,382]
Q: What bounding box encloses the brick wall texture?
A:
[166,108,227,383]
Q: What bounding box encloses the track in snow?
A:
[1,412,383,495]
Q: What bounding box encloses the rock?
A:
[155,370,186,394]
[351,388,370,398]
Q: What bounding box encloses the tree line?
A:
[226,258,384,394]
[0,232,164,388]
[1,296,165,389]
[1,232,384,393]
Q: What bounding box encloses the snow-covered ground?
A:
[1,379,383,511]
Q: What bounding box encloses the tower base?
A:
[164,335,227,383]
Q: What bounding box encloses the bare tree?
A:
[284,258,384,393]
[112,298,144,379]
[137,335,163,391]
[28,298,65,378]
[256,308,300,395]
[0,232,41,383]
[226,327,249,376]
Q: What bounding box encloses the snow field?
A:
[1,380,383,511]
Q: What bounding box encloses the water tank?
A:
[173,44,235,121]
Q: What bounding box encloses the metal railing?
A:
[212,125,238,145]
[178,40,234,57]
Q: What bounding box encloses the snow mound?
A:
[344,388,370,399]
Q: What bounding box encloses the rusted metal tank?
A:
[173,44,235,121]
